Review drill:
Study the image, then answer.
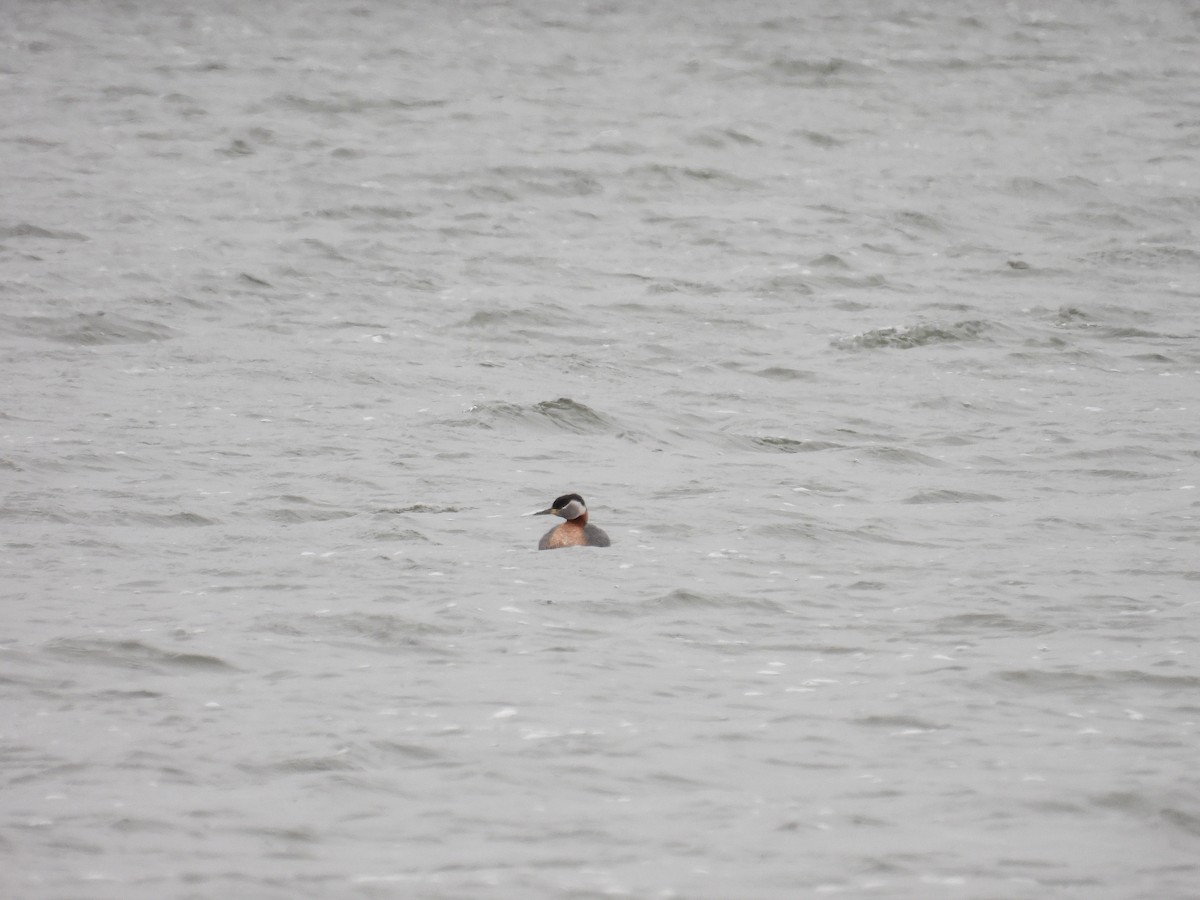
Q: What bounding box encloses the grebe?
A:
[528,493,611,550]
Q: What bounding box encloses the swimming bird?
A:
[528,493,611,550]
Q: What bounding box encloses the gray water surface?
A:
[3,2,1199,897]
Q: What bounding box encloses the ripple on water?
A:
[0,311,175,345]
[459,397,620,435]
[832,319,991,350]
[902,489,1006,504]
[42,638,235,673]
[254,612,457,655]
[642,589,791,614]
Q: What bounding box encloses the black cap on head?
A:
[551,493,585,509]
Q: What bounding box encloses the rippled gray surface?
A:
[4,1,1200,897]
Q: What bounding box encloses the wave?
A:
[622,163,764,193]
[644,588,789,613]
[0,311,174,345]
[255,612,457,654]
[43,638,235,672]
[903,489,1006,504]
[460,397,619,435]
[740,436,846,454]
[833,320,990,350]
[0,222,88,241]
[272,92,447,115]
[764,55,880,84]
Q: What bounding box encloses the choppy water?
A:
[3,1,1199,897]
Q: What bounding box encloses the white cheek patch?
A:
[558,499,585,520]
